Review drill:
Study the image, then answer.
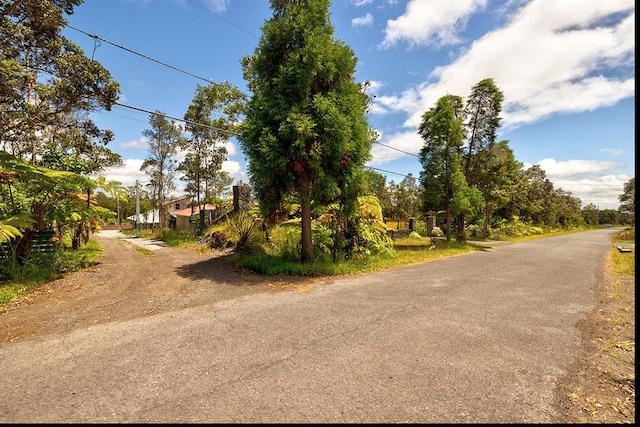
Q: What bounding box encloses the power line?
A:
[66,25,214,84]
[373,141,419,158]
[188,0,259,39]
[114,102,238,136]
[366,166,414,179]
[67,21,420,176]
[117,103,416,180]
[67,26,421,163]
[115,102,418,178]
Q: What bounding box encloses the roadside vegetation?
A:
[0,236,101,306]
[122,217,614,277]
[558,227,635,423]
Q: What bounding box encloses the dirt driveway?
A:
[0,231,312,344]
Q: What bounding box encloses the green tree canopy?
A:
[180,81,246,231]
[618,177,634,214]
[418,94,466,241]
[140,112,183,228]
[0,0,121,173]
[239,0,374,263]
[0,150,106,255]
[474,140,521,236]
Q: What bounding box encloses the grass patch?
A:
[237,238,480,277]
[157,229,199,248]
[134,246,155,256]
[0,238,102,307]
[611,227,635,277]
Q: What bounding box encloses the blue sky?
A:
[61,0,635,210]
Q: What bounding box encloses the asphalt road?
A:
[0,229,617,423]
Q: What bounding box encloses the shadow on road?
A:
[172,252,312,288]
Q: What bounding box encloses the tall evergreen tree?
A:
[180,81,245,232]
[418,95,466,241]
[458,78,504,240]
[239,0,374,263]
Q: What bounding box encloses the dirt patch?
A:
[0,233,634,423]
[0,233,313,343]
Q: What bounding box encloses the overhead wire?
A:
[114,102,238,136]
[366,166,414,179]
[66,16,419,178]
[373,141,419,158]
[64,11,624,199]
[187,0,259,39]
[114,102,417,180]
[66,25,214,84]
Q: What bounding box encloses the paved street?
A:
[0,229,617,423]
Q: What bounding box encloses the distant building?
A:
[127,209,160,226]
[171,204,227,231]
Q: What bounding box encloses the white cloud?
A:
[204,0,229,12]
[364,79,384,95]
[372,0,635,133]
[117,136,148,152]
[352,13,374,28]
[222,160,241,175]
[379,0,488,49]
[546,174,631,210]
[535,158,624,177]
[368,130,422,164]
[601,148,624,156]
[224,140,237,156]
[350,0,374,6]
[92,158,147,189]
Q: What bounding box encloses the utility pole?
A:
[135,180,140,238]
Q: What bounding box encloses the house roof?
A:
[171,204,218,217]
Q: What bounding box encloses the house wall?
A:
[169,197,191,212]
[175,215,192,231]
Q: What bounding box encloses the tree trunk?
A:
[300,181,315,264]
[457,212,466,242]
[445,206,452,242]
[482,203,491,238]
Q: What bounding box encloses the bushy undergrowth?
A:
[233,220,478,276]
[0,238,101,306]
[494,216,544,237]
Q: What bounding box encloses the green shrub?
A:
[497,216,544,237]
[1,238,101,306]
[226,211,263,255]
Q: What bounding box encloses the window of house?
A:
[175,203,180,210]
